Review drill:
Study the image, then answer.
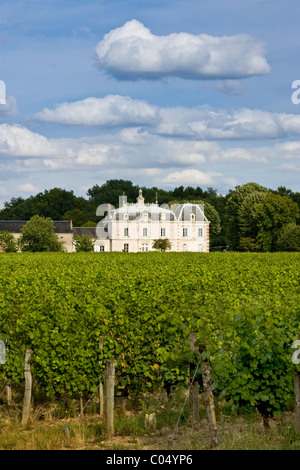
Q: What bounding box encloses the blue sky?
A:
[0,0,300,209]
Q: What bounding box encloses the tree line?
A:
[0,179,299,252]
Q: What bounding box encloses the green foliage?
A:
[0,251,299,417]
[19,215,65,252]
[73,234,95,252]
[63,209,87,227]
[276,223,300,252]
[81,221,97,227]
[254,193,299,252]
[217,305,296,420]
[0,231,18,252]
[152,238,172,251]
[238,237,258,252]
[225,183,268,250]
[0,188,91,221]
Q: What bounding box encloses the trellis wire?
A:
[169,359,201,443]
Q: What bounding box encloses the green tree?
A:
[81,221,97,227]
[19,215,65,252]
[63,209,87,227]
[276,223,300,252]
[224,183,269,250]
[152,238,172,251]
[238,191,267,241]
[87,180,140,208]
[253,193,299,252]
[73,234,95,252]
[0,231,18,252]
[238,237,258,252]
[0,188,93,222]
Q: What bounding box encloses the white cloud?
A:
[33,94,300,142]
[157,107,300,140]
[162,169,218,186]
[17,183,39,193]
[1,123,300,189]
[162,169,239,188]
[95,20,271,80]
[0,124,54,157]
[34,95,158,126]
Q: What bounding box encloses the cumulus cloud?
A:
[33,94,300,142]
[34,95,158,126]
[157,107,300,140]
[0,124,54,157]
[1,123,300,189]
[95,20,271,80]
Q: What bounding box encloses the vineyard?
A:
[0,251,299,448]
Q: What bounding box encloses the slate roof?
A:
[0,220,73,234]
[72,227,97,238]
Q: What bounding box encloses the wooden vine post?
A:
[199,343,218,447]
[188,333,199,422]
[6,340,12,404]
[99,336,104,418]
[105,359,115,436]
[21,349,32,427]
[293,334,300,435]
[1,339,12,405]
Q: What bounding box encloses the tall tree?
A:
[0,188,91,222]
[253,193,299,252]
[276,223,300,252]
[87,180,140,208]
[19,215,64,252]
[224,183,269,250]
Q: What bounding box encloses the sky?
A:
[0,0,300,209]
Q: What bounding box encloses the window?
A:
[99,245,105,252]
[123,243,129,252]
[161,228,166,237]
[124,213,128,220]
[142,244,149,252]
[183,228,188,237]
[198,244,203,252]
[198,228,203,237]
[183,244,188,252]
[143,213,148,222]
[190,213,195,221]
[143,228,147,237]
[124,227,129,237]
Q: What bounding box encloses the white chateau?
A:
[93,189,210,252]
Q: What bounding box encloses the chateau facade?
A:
[93,189,210,252]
